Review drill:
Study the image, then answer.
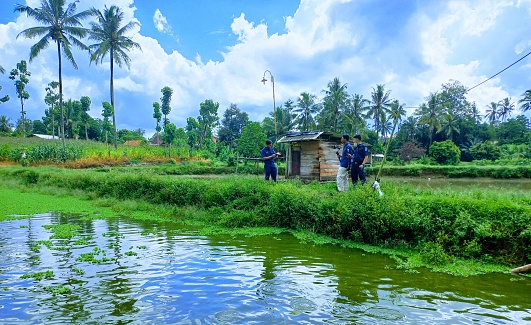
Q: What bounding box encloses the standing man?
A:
[351,134,368,185]
[336,134,354,192]
[261,139,281,182]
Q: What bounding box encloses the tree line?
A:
[1,0,530,163]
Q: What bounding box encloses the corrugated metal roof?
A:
[277,131,324,143]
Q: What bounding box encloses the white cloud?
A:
[1,0,530,137]
[153,9,171,33]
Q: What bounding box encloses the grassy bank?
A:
[366,164,531,179]
[1,166,529,276]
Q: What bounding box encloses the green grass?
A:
[1,165,530,275]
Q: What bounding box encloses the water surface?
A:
[0,213,530,324]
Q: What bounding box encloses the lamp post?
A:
[261,70,277,136]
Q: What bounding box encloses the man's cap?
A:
[354,134,362,140]
[265,139,272,145]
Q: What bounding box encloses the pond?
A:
[1,213,530,324]
[383,176,531,191]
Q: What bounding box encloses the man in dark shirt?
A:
[336,134,354,192]
[351,134,368,185]
[260,139,281,182]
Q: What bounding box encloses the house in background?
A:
[277,131,343,182]
[28,134,59,140]
[278,131,375,182]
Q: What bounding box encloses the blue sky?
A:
[0,0,530,137]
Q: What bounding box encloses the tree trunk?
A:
[110,52,117,149]
[57,41,65,149]
[510,264,531,274]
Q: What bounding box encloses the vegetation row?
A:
[2,166,529,268]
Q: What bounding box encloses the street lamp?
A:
[261,70,277,136]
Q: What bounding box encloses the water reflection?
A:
[0,213,530,324]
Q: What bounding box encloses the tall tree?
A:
[367,84,392,136]
[294,92,320,132]
[416,93,442,148]
[238,122,267,158]
[88,5,141,149]
[322,77,348,132]
[497,97,515,122]
[218,103,249,148]
[152,102,162,134]
[197,99,220,149]
[44,81,60,138]
[518,89,531,114]
[162,123,177,158]
[9,61,31,137]
[16,0,94,147]
[101,101,113,148]
[484,102,498,124]
[439,109,460,141]
[160,86,173,127]
[80,96,91,140]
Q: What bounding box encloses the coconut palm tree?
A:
[88,5,141,149]
[367,84,392,136]
[341,93,368,135]
[497,97,515,122]
[401,116,418,141]
[439,109,460,141]
[322,77,348,132]
[484,102,498,124]
[416,93,442,148]
[294,92,319,131]
[518,89,531,113]
[0,116,14,133]
[16,0,94,148]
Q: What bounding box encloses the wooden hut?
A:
[277,131,344,181]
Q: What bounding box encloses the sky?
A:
[0,0,530,138]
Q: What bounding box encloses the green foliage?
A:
[470,141,501,161]
[429,140,460,165]
[2,166,530,266]
[238,122,266,157]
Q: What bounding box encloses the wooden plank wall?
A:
[299,141,320,179]
[319,141,340,181]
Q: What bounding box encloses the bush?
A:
[470,141,502,161]
[429,140,460,165]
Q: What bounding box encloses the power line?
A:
[403,49,531,109]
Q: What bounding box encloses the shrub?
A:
[429,140,460,165]
[470,141,502,161]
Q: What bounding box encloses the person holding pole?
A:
[336,134,354,192]
[351,134,368,186]
[261,139,281,182]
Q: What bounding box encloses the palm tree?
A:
[416,93,442,148]
[341,93,368,135]
[401,116,418,141]
[497,97,515,122]
[367,84,392,136]
[484,102,498,124]
[518,89,531,113]
[294,92,319,131]
[88,5,141,150]
[0,116,14,133]
[322,77,348,132]
[439,109,460,141]
[16,0,94,148]
[471,104,481,124]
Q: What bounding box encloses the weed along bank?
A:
[278,131,344,181]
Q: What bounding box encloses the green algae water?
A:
[1,213,530,324]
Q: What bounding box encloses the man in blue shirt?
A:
[336,134,354,192]
[260,139,281,182]
[351,134,368,185]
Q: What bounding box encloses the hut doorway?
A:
[292,150,301,176]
